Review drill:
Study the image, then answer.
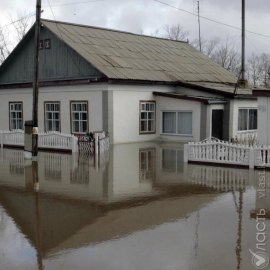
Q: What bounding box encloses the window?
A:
[71,101,88,134]
[162,111,192,135]
[45,102,60,132]
[140,101,155,134]
[9,102,23,130]
[238,108,257,131]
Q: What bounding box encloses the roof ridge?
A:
[41,18,188,44]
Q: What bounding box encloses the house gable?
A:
[0,25,104,85]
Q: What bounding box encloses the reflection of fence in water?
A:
[187,165,249,191]
[70,156,91,185]
[4,150,25,176]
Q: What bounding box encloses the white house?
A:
[253,88,270,145]
[0,19,257,144]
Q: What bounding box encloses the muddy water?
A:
[0,143,269,270]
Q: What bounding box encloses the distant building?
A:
[0,19,257,144]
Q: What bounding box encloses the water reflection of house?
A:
[250,171,270,219]
[0,144,258,199]
[0,145,264,268]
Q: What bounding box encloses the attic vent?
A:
[39,39,51,50]
[44,39,51,49]
[39,40,44,50]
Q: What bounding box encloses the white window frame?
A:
[161,111,193,136]
[238,108,258,132]
[44,102,61,132]
[70,101,88,134]
[9,102,23,130]
[139,101,156,134]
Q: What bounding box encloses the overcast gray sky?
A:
[1,0,270,55]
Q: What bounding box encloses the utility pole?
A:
[32,0,42,156]
[240,0,246,83]
[197,1,202,52]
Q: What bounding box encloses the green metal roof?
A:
[42,19,238,86]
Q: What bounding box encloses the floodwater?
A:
[0,142,269,270]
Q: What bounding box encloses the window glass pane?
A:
[82,112,87,121]
[249,109,257,130]
[148,120,154,132]
[140,120,147,132]
[18,120,22,129]
[74,121,79,132]
[141,112,147,120]
[148,112,154,120]
[238,109,248,131]
[82,121,87,132]
[177,112,192,135]
[163,112,176,133]
[55,121,60,131]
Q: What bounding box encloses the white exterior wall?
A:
[229,99,258,139]
[156,96,201,142]
[108,84,173,144]
[257,96,270,145]
[0,84,106,133]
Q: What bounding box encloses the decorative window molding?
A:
[139,101,156,134]
[9,102,23,130]
[238,108,257,131]
[44,102,61,132]
[70,101,88,134]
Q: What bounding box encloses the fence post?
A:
[249,148,255,169]
[72,136,78,153]
[184,144,189,163]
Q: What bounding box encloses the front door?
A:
[212,109,223,140]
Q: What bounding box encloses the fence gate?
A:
[78,136,95,155]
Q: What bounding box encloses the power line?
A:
[46,0,86,77]
[44,0,106,8]
[153,0,270,40]
[0,12,36,31]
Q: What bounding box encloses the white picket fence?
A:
[38,132,78,152]
[0,130,78,152]
[0,130,24,147]
[0,130,110,154]
[184,138,270,169]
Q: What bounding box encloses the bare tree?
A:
[210,38,241,75]
[0,29,10,64]
[260,53,270,87]
[163,24,189,41]
[192,37,220,57]
[247,53,262,87]
[11,11,34,42]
